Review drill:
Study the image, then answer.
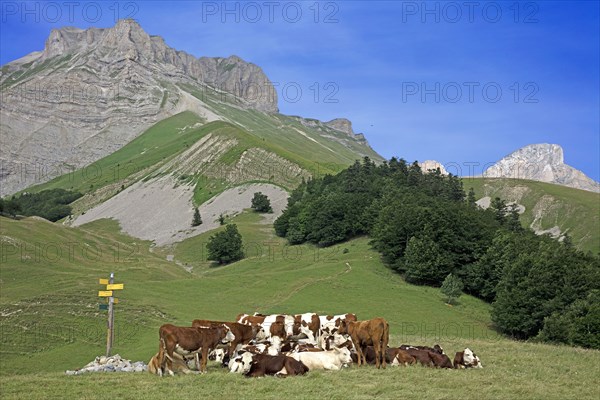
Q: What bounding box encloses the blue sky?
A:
[1,1,599,180]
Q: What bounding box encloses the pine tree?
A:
[441,273,463,304]
[467,188,477,207]
[192,207,202,226]
[404,234,452,285]
[207,224,244,264]
[251,192,273,213]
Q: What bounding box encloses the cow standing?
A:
[338,317,389,369]
[158,324,234,375]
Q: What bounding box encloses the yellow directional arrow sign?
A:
[99,278,109,285]
[106,283,124,290]
[98,290,113,297]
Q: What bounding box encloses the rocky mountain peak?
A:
[483,143,599,193]
[325,118,354,135]
[419,160,448,175]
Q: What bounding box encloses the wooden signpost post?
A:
[98,273,124,357]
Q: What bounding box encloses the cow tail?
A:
[382,322,390,366]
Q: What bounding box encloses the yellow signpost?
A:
[98,273,124,357]
[106,283,124,290]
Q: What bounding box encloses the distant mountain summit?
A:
[483,144,599,193]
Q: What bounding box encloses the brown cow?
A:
[386,348,416,366]
[245,354,309,377]
[269,321,287,339]
[400,344,444,354]
[403,348,452,368]
[192,319,264,358]
[338,317,389,369]
[403,348,434,367]
[428,351,453,368]
[158,324,234,375]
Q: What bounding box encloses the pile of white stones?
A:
[65,354,147,375]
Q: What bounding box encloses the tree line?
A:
[274,157,600,349]
[0,189,82,222]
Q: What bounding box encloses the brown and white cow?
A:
[148,350,194,375]
[293,313,321,343]
[386,348,416,366]
[236,313,266,326]
[454,348,483,369]
[245,354,309,377]
[319,313,358,337]
[158,324,234,375]
[192,319,264,358]
[338,317,389,369]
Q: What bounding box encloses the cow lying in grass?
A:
[246,354,309,377]
[454,348,483,369]
[289,347,353,371]
[229,353,308,377]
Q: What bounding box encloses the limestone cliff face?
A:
[419,160,448,175]
[324,118,369,144]
[0,19,277,195]
[483,144,599,193]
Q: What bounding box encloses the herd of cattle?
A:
[148,313,483,377]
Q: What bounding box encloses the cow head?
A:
[337,320,349,335]
[433,344,445,354]
[208,348,225,363]
[229,352,253,374]
[333,346,353,367]
[463,348,483,368]
[253,326,267,342]
[221,326,235,344]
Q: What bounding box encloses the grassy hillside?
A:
[1,214,599,399]
[20,104,379,215]
[464,178,600,254]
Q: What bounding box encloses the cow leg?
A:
[163,344,176,376]
[352,339,363,366]
[374,341,381,369]
[201,347,209,373]
[195,352,201,372]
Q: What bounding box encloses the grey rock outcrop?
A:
[324,118,368,143]
[483,144,599,193]
[419,160,448,175]
[0,19,277,196]
[65,354,147,375]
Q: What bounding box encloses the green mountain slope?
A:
[1,214,599,400]
[22,104,381,215]
[464,178,600,254]
[0,212,494,375]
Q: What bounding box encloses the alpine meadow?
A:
[1,2,599,400]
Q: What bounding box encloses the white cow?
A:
[290,347,353,371]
